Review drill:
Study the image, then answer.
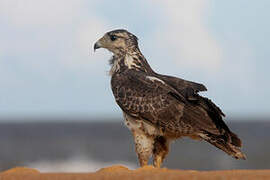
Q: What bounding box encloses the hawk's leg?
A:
[153,136,170,168]
[133,131,154,167]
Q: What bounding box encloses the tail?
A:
[201,131,246,160]
[197,96,246,159]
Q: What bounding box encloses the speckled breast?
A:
[123,113,163,137]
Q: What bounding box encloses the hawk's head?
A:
[94,29,139,55]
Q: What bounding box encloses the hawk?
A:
[94,29,246,168]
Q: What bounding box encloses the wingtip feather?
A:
[234,151,247,160]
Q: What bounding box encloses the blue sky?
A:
[0,0,269,121]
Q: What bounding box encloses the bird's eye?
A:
[110,35,117,41]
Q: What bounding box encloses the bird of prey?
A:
[94,29,246,168]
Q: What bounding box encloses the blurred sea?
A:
[0,119,269,172]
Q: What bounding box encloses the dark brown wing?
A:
[157,74,225,116]
[111,71,222,136]
[157,74,207,93]
[156,74,242,149]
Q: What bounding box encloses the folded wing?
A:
[111,71,224,137]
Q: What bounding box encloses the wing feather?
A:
[157,74,207,93]
[111,71,223,137]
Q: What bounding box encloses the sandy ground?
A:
[1,166,270,180]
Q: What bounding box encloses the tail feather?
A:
[197,96,245,159]
[230,132,242,147]
[201,132,246,160]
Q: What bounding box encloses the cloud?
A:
[0,0,117,118]
[0,0,221,76]
[150,0,222,71]
[0,0,111,79]
[0,0,84,26]
[63,17,111,71]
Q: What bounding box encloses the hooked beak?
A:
[94,41,101,52]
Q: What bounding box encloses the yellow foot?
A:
[153,156,162,168]
[139,159,148,167]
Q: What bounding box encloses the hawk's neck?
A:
[109,51,154,76]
